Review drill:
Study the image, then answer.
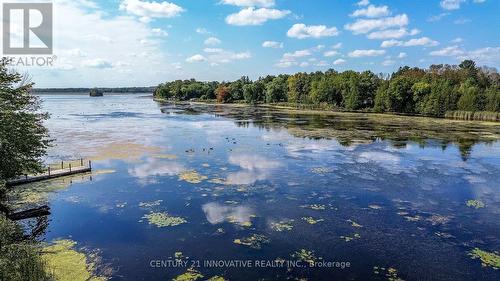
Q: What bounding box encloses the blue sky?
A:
[5,0,499,87]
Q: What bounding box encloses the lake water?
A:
[9,94,500,280]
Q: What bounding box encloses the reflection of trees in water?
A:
[176,104,498,161]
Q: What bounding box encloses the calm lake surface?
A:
[9,94,500,280]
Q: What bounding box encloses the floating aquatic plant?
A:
[466,200,485,209]
[293,249,317,264]
[206,276,226,281]
[340,233,361,242]
[347,219,363,228]
[41,239,108,281]
[138,200,162,208]
[179,170,207,184]
[172,268,204,281]
[302,217,324,224]
[233,234,270,249]
[368,204,382,210]
[374,266,405,281]
[153,154,178,159]
[301,204,326,210]
[208,178,226,184]
[142,212,187,227]
[469,248,500,269]
[270,220,294,232]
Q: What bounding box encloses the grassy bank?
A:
[154,98,500,124]
[445,111,500,122]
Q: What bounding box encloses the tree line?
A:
[154,60,500,119]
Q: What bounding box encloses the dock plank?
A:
[6,166,92,187]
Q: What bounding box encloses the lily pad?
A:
[172,268,203,281]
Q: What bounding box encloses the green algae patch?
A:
[6,174,92,209]
[270,220,294,232]
[172,268,204,281]
[233,234,270,249]
[340,233,361,242]
[142,212,187,228]
[179,170,208,184]
[302,217,324,224]
[208,178,226,184]
[206,276,226,281]
[466,200,485,209]
[293,249,317,264]
[41,239,107,281]
[469,248,500,269]
[373,266,405,281]
[300,204,326,210]
[153,154,178,160]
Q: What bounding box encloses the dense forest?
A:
[154,60,500,120]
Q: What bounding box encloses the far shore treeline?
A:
[154,60,500,121]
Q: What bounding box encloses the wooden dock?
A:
[6,160,92,187]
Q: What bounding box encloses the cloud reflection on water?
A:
[226,153,282,185]
[202,202,254,225]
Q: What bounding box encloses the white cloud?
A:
[119,0,185,21]
[202,48,252,64]
[82,58,113,68]
[151,28,168,37]
[351,5,390,18]
[398,52,407,58]
[440,0,466,10]
[186,54,207,63]
[381,37,439,48]
[225,7,290,26]
[357,0,370,6]
[451,37,463,43]
[324,50,339,57]
[382,59,395,66]
[430,45,465,56]
[348,49,386,57]
[284,49,313,58]
[333,58,346,65]
[345,14,409,34]
[332,43,343,49]
[428,12,450,22]
[220,0,275,7]
[287,23,339,39]
[204,37,222,45]
[367,28,419,39]
[262,41,284,48]
[196,27,211,34]
[430,45,500,65]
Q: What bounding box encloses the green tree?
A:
[0,64,51,180]
[265,76,288,103]
[457,81,485,111]
[485,86,500,112]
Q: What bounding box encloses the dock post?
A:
[25,174,28,180]
[61,161,63,170]
[89,160,92,170]
[48,166,51,176]
[81,158,83,166]
[69,163,72,172]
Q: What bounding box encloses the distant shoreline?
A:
[33,87,155,94]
